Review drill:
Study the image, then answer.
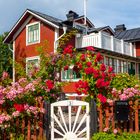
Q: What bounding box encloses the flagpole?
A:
[84,0,87,25]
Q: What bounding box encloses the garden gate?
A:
[51,100,90,140]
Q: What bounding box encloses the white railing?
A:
[76,32,135,57]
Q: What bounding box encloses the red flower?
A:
[100,64,106,71]
[80,54,86,61]
[76,62,82,69]
[63,45,73,55]
[86,46,95,51]
[97,94,107,103]
[84,67,94,75]
[64,65,69,71]
[96,53,103,62]
[86,62,92,67]
[96,78,110,88]
[14,104,25,112]
[108,66,113,73]
[93,69,99,78]
[75,80,89,95]
[46,80,54,90]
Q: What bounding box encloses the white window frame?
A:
[61,65,81,82]
[26,22,40,46]
[26,56,40,74]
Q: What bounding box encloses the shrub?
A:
[92,132,140,140]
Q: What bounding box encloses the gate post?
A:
[90,99,98,137]
[44,101,51,140]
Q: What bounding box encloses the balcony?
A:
[76,32,136,57]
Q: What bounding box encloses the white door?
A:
[51,100,90,140]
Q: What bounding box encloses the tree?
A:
[0,33,12,77]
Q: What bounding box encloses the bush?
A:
[92,132,140,140]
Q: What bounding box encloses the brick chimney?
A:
[66,10,79,21]
[114,24,126,33]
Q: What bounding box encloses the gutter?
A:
[54,25,67,53]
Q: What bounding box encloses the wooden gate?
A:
[51,100,90,140]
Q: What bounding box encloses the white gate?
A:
[51,100,90,140]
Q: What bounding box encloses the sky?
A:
[0,0,140,34]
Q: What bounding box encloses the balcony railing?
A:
[76,32,136,57]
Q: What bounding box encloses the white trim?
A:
[13,41,15,83]
[26,56,40,74]
[54,28,59,52]
[26,22,40,46]
[74,16,94,27]
[65,93,87,97]
[4,9,59,43]
[13,15,33,41]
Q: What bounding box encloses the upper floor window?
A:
[26,56,40,74]
[26,22,40,45]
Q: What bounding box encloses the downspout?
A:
[54,25,67,53]
[8,42,15,83]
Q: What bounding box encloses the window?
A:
[61,66,81,81]
[73,23,87,34]
[26,22,40,45]
[26,56,40,74]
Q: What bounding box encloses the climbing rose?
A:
[63,45,73,55]
[100,63,106,71]
[96,78,109,88]
[46,80,54,90]
[108,66,113,73]
[64,65,69,71]
[84,67,94,75]
[86,46,95,51]
[86,62,92,67]
[97,94,107,103]
[96,53,103,62]
[80,54,86,61]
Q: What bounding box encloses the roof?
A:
[28,9,63,26]
[88,26,114,35]
[115,27,140,42]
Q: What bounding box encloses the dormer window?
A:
[26,22,40,45]
[73,23,87,35]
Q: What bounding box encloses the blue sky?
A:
[0,0,140,34]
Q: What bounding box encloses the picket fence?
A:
[98,100,140,133]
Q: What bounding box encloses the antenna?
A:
[84,0,87,25]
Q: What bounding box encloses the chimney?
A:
[114,24,126,33]
[66,10,79,21]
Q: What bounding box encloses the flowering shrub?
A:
[72,47,114,104]
[111,73,140,101]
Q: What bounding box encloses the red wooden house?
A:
[4,9,140,97]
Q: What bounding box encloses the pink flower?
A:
[12,111,20,117]
[113,129,118,134]
[103,127,109,132]
[2,71,9,80]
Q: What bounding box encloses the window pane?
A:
[28,23,39,44]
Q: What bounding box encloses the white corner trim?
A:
[13,15,33,41]
[26,56,40,74]
[27,10,59,28]
[26,22,40,46]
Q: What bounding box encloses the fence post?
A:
[44,101,51,140]
[129,101,133,133]
[98,106,103,131]
[135,100,139,133]
[90,99,97,137]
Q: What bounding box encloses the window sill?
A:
[26,41,40,46]
[61,78,81,82]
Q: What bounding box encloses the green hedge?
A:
[92,132,140,140]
